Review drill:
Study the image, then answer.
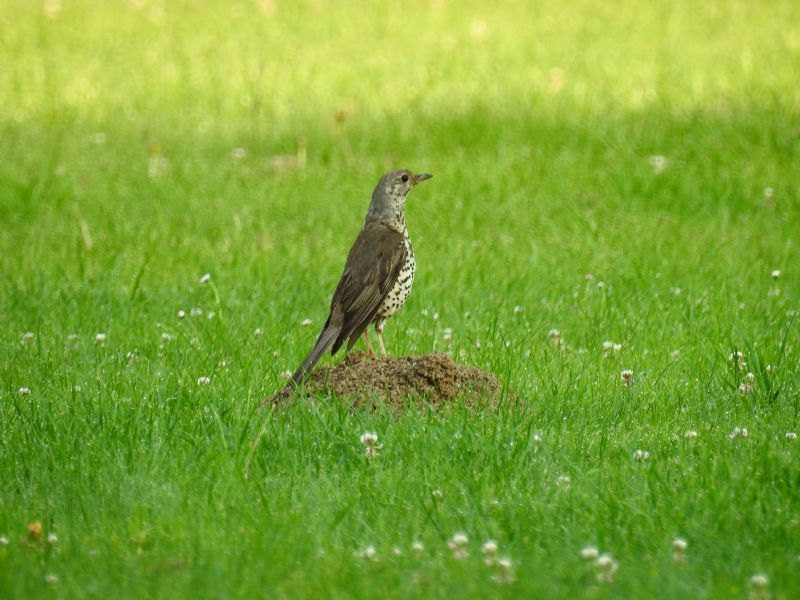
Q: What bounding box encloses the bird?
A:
[289,169,433,386]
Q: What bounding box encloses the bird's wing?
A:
[328,221,406,354]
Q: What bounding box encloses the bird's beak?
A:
[413,173,433,185]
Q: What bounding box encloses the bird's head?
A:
[367,169,432,222]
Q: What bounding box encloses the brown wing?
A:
[328,221,406,354]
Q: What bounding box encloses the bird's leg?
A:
[375,320,388,358]
[362,330,377,358]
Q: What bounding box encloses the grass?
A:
[1,0,799,597]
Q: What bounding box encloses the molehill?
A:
[269,352,500,409]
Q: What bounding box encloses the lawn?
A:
[1,0,799,597]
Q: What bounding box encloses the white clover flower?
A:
[199,273,211,284]
[47,533,58,544]
[161,332,173,342]
[431,489,444,499]
[177,310,186,318]
[763,187,774,201]
[206,311,216,319]
[359,545,378,562]
[594,553,619,583]
[432,312,439,321]
[771,269,780,279]
[0,535,8,545]
[580,546,599,560]
[281,370,292,378]
[785,432,797,441]
[44,573,59,584]
[633,449,650,461]
[649,155,667,174]
[672,538,688,552]
[190,307,203,317]
[443,328,453,342]
[411,540,424,555]
[729,427,749,440]
[620,369,634,386]
[596,280,605,288]
[728,351,746,371]
[94,332,107,344]
[555,475,571,488]
[766,364,775,374]
[300,318,312,326]
[739,381,753,395]
[749,573,769,599]
[684,430,698,439]
[254,328,263,337]
[482,540,498,555]
[492,557,514,584]
[21,332,35,343]
[19,387,31,396]
[196,376,211,385]
[447,532,469,559]
[391,546,403,556]
[513,305,522,314]
[359,432,381,458]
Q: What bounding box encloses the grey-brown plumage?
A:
[290,169,432,386]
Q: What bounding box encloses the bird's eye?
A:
[400,174,409,182]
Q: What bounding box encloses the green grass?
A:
[1,0,799,597]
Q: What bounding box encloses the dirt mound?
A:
[269,352,500,409]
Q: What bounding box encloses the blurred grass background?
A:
[1,0,799,598]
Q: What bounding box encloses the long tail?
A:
[289,321,342,387]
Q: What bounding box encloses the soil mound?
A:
[269,352,499,409]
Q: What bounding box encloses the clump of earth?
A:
[269,352,499,409]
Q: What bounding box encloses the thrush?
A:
[289,169,433,386]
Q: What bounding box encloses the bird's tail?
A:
[289,322,342,387]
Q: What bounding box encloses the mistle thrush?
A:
[290,169,432,385]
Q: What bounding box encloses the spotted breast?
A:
[374,229,415,334]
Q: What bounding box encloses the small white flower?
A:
[206,311,216,319]
[359,545,378,562]
[432,312,439,321]
[359,431,381,458]
[785,432,797,440]
[199,273,211,284]
[161,332,173,342]
[254,328,263,337]
[0,535,8,545]
[729,427,749,440]
[21,332,35,343]
[766,364,775,374]
[594,553,619,583]
[750,574,768,587]
[596,280,605,288]
[300,318,312,326]
[739,381,753,395]
[555,475,571,488]
[492,557,515,584]
[18,387,31,396]
[620,369,634,386]
[684,430,698,439]
[67,333,78,341]
[391,546,403,556]
[513,305,522,314]
[73,385,81,393]
[672,537,688,552]
[196,376,211,385]
[94,332,107,344]
[281,370,292,378]
[190,307,203,317]
[448,532,469,559]
[231,147,246,161]
[44,573,59,584]
[763,187,774,201]
[431,489,444,499]
[177,310,186,318]
[728,351,746,371]
[47,533,58,544]
[443,328,453,342]
[649,155,667,174]
[771,269,780,279]
[633,449,650,461]
[482,540,498,555]
[581,546,599,560]
[411,540,424,554]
